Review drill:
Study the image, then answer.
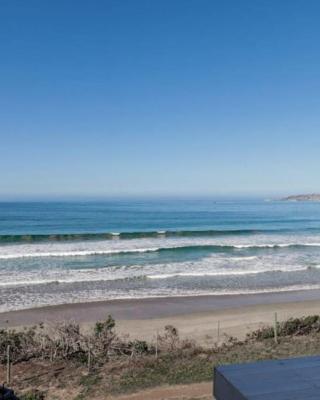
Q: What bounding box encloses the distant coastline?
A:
[281,194,320,201]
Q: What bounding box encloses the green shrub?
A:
[20,390,45,400]
[249,315,320,340]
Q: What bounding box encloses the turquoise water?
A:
[1,199,320,311]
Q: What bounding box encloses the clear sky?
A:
[1,0,320,199]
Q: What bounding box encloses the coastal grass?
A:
[2,315,320,399]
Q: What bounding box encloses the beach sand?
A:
[2,289,320,345]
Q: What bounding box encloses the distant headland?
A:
[281,194,320,201]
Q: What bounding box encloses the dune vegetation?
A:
[2,315,320,399]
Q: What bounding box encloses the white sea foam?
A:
[0,247,160,259]
[1,232,320,312]
[0,256,311,288]
[1,240,320,259]
[3,284,320,313]
[233,243,320,249]
[0,275,144,288]
[147,265,308,279]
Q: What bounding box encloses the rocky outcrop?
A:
[281,194,320,201]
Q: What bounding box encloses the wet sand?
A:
[2,289,320,344]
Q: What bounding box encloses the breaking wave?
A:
[1,242,320,260]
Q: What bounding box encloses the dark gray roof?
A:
[214,355,320,399]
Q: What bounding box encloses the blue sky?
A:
[1,0,320,198]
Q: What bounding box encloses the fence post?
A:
[217,320,220,343]
[155,330,158,359]
[274,312,278,344]
[87,342,91,372]
[6,345,11,385]
[41,337,45,360]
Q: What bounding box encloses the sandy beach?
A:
[2,289,320,345]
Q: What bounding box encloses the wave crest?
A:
[1,242,320,260]
[0,228,278,244]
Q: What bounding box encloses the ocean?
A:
[1,199,320,312]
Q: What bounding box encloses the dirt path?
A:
[108,382,212,400]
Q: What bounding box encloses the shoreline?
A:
[3,289,320,344]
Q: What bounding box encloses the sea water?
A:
[1,199,320,311]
